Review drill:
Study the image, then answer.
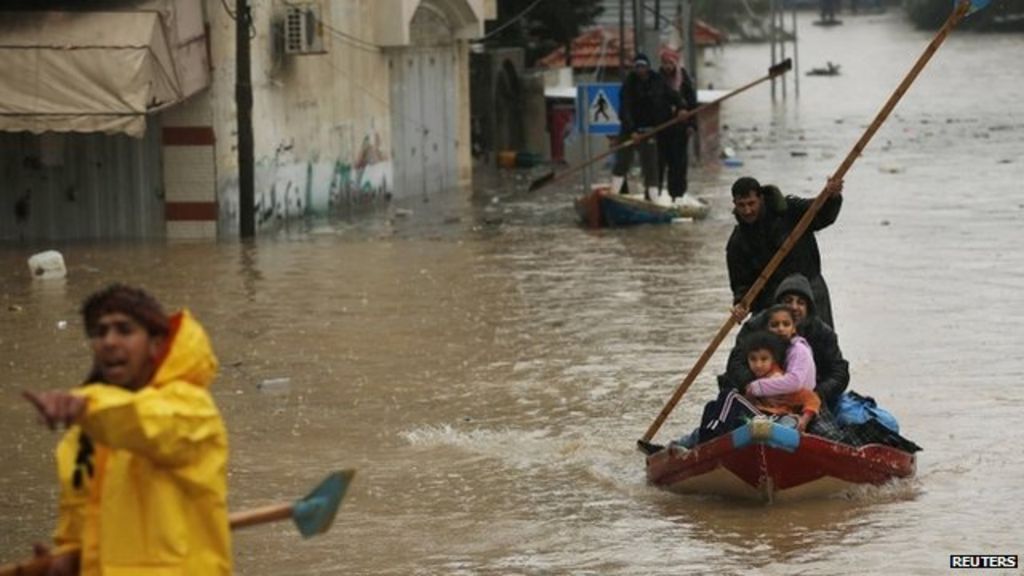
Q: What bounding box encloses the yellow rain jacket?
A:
[53,310,231,576]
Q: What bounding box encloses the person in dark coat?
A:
[727,176,843,329]
[656,48,699,207]
[611,53,685,203]
[719,273,850,412]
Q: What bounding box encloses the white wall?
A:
[207,0,393,234]
[205,0,487,234]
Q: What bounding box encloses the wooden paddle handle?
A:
[640,0,972,445]
[0,555,55,576]
[229,503,293,529]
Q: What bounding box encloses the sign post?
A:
[576,83,622,194]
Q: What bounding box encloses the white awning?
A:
[0,11,186,137]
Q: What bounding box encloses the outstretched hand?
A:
[23,390,86,430]
[825,177,844,197]
[730,303,749,324]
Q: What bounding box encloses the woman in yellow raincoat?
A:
[24,284,231,576]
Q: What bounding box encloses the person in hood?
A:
[610,53,688,206]
[727,175,844,328]
[720,273,849,412]
[23,284,230,576]
[656,48,699,208]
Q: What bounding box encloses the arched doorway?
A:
[389,2,459,199]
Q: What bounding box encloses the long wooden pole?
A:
[638,1,973,447]
[528,59,792,193]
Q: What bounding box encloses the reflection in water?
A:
[1,10,1023,575]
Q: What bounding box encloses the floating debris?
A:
[257,377,291,396]
[807,62,841,76]
[27,250,66,280]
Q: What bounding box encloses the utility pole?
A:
[633,0,644,59]
[770,0,777,101]
[619,0,626,80]
[681,0,696,89]
[237,0,255,238]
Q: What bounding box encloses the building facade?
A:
[0,0,493,241]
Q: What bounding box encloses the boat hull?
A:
[646,420,916,502]
[575,186,710,228]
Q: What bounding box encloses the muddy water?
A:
[2,9,1023,575]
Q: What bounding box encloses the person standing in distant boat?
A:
[656,48,700,209]
[611,53,687,205]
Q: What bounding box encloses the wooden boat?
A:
[575,184,710,228]
[646,418,916,502]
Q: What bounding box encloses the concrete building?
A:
[0,0,493,241]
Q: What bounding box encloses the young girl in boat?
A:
[696,305,820,442]
[744,306,820,432]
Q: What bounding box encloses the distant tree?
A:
[485,0,605,66]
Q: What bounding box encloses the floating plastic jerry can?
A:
[27,250,67,280]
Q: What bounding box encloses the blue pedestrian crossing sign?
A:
[577,83,621,135]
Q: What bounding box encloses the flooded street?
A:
[2,9,1024,575]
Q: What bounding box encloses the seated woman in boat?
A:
[721,274,848,413]
[744,307,820,432]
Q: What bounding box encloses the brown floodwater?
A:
[2,9,1023,575]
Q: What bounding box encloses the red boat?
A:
[646,418,916,502]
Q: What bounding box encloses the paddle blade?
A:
[769,58,793,77]
[292,469,355,538]
[958,0,991,15]
[528,171,556,192]
[637,439,665,455]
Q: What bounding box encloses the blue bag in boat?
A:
[835,391,900,433]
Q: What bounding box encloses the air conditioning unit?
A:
[284,3,326,55]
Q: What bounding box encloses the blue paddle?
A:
[230,469,356,537]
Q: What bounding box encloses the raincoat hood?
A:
[151,309,218,390]
[774,273,817,317]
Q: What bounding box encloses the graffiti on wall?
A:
[327,131,389,209]
[219,127,393,232]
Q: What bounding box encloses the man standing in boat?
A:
[22,284,231,575]
[611,53,686,206]
[727,176,844,328]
